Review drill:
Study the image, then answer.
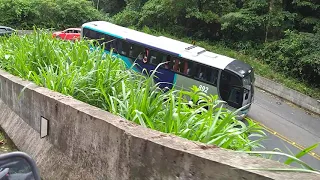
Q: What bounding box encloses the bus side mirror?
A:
[0,151,41,180]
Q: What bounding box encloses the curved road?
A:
[248,88,320,170]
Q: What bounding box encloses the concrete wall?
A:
[0,70,319,180]
[255,75,320,115]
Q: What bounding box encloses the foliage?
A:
[90,0,126,15]
[0,31,318,173]
[112,9,142,27]
[261,30,320,85]
[110,0,320,95]
[0,0,105,29]
[240,143,320,174]
[0,31,266,151]
[0,0,319,96]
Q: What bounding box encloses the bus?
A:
[80,21,255,119]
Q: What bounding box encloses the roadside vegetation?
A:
[0,130,16,154]
[0,0,319,98]
[0,0,104,29]
[109,0,320,99]
[0,0,319,174]
[0,31,265,151]
[0,31,319,174]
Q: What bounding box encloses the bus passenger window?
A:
[195,65,206,80]
[185,61,194,76]
[181,60,187,74]
[117,40,123,54]
[150,55,156,64]
[208,68,219,86]
[178,59,191,75]
[129,46,133,57]
[97,33,105,45]
[83,28,99,40]
[137,53,143,60]
[143,48,149,63]
[149,50,165,65]
[137,48,149,62]
[163,55,172,69]
[121,41,131,56]
[173,59,180,72]
[110,39,119,53]
[131,45,144,59]
[104,35,112,50]
[194,65,218,85]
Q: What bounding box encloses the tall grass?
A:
[0,30,265,151]
[0,30,318,174]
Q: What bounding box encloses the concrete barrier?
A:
[255,75,320,115]
[0,70,319,180]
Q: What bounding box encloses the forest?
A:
[0,0,319,98]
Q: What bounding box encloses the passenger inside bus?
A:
[173,59,180,72]
[164,55,171,69]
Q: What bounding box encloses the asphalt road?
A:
[248,88,320,170]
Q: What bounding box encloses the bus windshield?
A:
[219,70,244,109]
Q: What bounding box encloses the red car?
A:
[52,28,81,41]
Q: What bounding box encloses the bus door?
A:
[242,71,255,108]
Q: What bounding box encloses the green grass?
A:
[0,30,265,151]
[137,26,320,99]
[0,30,319,174]
[0,130,17,154]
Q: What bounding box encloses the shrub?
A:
[261,30,320,85]
[0,0,105,29]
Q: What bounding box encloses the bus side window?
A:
[130,44,145,60]
[207,67,219,86]
[117,40,123,54]
[175,59,192,75]
[121,41,131,56]
[149,50,165,65]
[83,28,96,39]
[185,61,194,76]
[110,38,120,53]
[103,35,113,51]
[172,59,180,72]
[82,28,90,39]
[162,55,172,69]
[179,59,186,74]
[84,28,101,43]
[97,33,105,45]
[195,64,205,80]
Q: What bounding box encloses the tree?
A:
[91,0,126,15]
[221,0,295,42]
[0,0,105,29]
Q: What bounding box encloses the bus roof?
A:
[81,21,245,71]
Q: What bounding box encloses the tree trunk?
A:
[198,0,203,12]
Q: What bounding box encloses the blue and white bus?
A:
[80,21,255,118]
